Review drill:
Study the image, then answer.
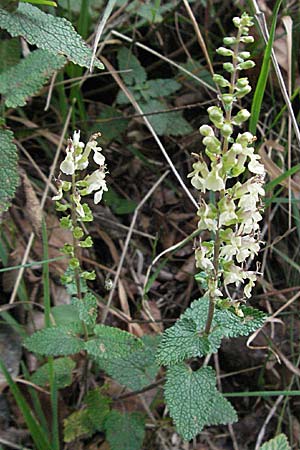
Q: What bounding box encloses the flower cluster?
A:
[53,131,107,281]
[189,13,265,304]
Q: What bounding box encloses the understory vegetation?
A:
[0,1,300,449]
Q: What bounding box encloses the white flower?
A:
[52,185,63,201]
[205,162,225,191]
[73,130,85,149]
[83,169,108,204]
[73,192,85,217]
[60,147,75,175]
[197,201,218,232]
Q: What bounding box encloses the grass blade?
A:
[249,0,282,134]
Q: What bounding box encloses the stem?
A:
[71,173,82,301]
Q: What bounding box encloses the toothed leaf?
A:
[85,325,143,360]
[0,49,66,107]
[105,411,145,450]
[24,326,84,356]
[0,3,104,69]
[260,434,291,450]
[165,364,237,441]
[31,357,75,388]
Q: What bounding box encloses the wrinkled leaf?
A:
[0,3,104,69]
[24,326,84,356]
[72,292,97,327]
[157,297,266,365]
[0,49,66,108]
[165,364,237,440]
[85,325,143,360]
[64,388,110,442]
[31,357,75,388]
[259,434,291,450]
[0,129,19,215]
[105,411,145,450]
[96,335,160,391]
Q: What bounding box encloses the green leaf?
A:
[0,38,21,74]
[85,325,143,360]
[24,326,84,356]
[71,292,98,327]
[0,129,19,215]
[259,434,291,450]
[63,410,93,442]
[0,49,66,107]
[156,298,266,365]
[146,79,181,97]
[0,3,104,69]
[51,304,82,333]
[141,99,193,136]
[31,357,75,388]
[96,335,160,391]
[64,388,111,442]
[117,47,147,86]
[165,364,237,441]
[105,411,145,450]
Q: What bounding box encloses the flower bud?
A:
[203,136,221,152]
[235,85,252,98]
[240,35,254,43]
[233,17,241,28]
[223,36,236,45]
[223,62,234,73]
[216,47,233,57]
[222,94,235,105]
[221,122,233,137]
[237,60,255,70]
[199,125,214,136]
[213,74,230,87]
[232,109,250,125]
[239,51,251,60]
[236,77,249,88]
[208,106,223,122]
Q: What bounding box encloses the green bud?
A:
[79,236,93,248]
[239,51,251,60]
[203,136,221,152]
[235,85,252,98]
[216,47,233,57]
[199,125,214,136]
[232,109,250,125]
[213,74,230,87]
[240,36,254,44]
[62,181,71,191]
[61,243,74,256]
[69,258,80,269]
[81,203,93,222]
[223,62,234,73]
[73,226,84,239]
[61,274,73,285]
[222,94,234,105]
[208,106,223,122]
[55,202,70,212]
[236,77,249,88]
[221,122,233,137]
[81,270,96,280]
[232,17,241,28]
[237,60,255,70]
[223,36,236,45]
[60,216,72,229]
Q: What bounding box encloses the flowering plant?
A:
[189,12,265,331]
[53,131,108,289]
